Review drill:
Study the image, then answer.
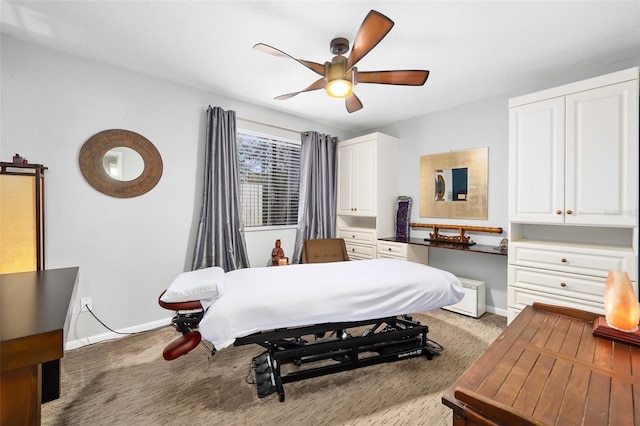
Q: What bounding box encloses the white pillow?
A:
[161,267,225,303]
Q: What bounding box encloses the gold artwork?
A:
[419,147,488,219]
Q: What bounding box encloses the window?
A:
[237,131,301,228]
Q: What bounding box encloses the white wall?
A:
[371,96,510,314]
[0,35,354,348]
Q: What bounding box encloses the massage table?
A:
[158,258,464,402]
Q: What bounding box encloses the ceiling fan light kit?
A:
[254,10,429,113]
[325,78,353,98]
[325,54,354,98]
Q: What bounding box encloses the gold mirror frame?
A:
[79,129,162,198]
[419,147,488,219]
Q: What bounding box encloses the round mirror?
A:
[103,147,144,181]
[79,129,162,198]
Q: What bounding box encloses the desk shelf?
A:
[378,237,507,257]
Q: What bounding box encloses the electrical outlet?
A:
[81,297,92,312]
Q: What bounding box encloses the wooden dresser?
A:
[442,303,639,425]
[1,267,78,425]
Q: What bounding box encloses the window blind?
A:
[237,132,301,227]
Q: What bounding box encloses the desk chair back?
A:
[301,238,350,263]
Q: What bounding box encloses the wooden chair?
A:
[300,238,350,264]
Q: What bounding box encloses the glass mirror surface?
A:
[434,167,468,201]
[102,147,144,181]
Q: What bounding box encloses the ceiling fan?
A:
[254,10,429,113]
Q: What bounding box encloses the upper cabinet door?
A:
[354,140,376,216]
[337,143,355,215]
[509,97,566,223]
[337,139,377,217]
[565,80,639,226]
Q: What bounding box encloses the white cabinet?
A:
[336,133,399,259]
[508,97,565,224]
[509,75,638,226]
[443,278,486,318]
[376,240,429,264]
[565,81,638,226]
[509,241,637,278]
[337,139,376,216]
[507,67,639,323]
[339,227,376,260]
[507,241,638,322]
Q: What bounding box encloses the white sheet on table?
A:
[198,258,464,349]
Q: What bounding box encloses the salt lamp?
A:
[604,270,640,332]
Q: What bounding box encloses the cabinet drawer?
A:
[510,243,636,280]
[345,242,375,259]
[348,254,374,261]
[377,241,407,257]
[338,228,376,245]
[377,252,404,260]
[508,285,605,316]
[509,265,608,299]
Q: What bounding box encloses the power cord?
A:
[425,337,444,354]
[245,360,256,385]
[84,304,167,336]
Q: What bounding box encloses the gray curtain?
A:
[292,131,339,263]
[192,106,250,271]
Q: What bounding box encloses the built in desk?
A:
[378,237,507,257]
[441,303,640,425]
[0,267,78,425]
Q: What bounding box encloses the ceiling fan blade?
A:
[274,78,326,100]
[346,10,394,71]
[253,43,325,76]
[345,93,363,113]
[356,70,429,86]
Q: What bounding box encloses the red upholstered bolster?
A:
[158,290,203,311]
[163,331,202,361]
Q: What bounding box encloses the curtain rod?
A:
[201,107,308,135]
[236,116,308,136]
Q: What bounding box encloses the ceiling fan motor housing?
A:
[330,37,350,55]
[325,57,353,83]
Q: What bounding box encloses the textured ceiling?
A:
[2,1,639,132]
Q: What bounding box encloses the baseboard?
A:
[485,305,507,317]
[65,316,173,350]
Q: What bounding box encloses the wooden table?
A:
[442,303,640,426]
[1,267,78,425]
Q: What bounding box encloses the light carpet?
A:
[42,309,506,426]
